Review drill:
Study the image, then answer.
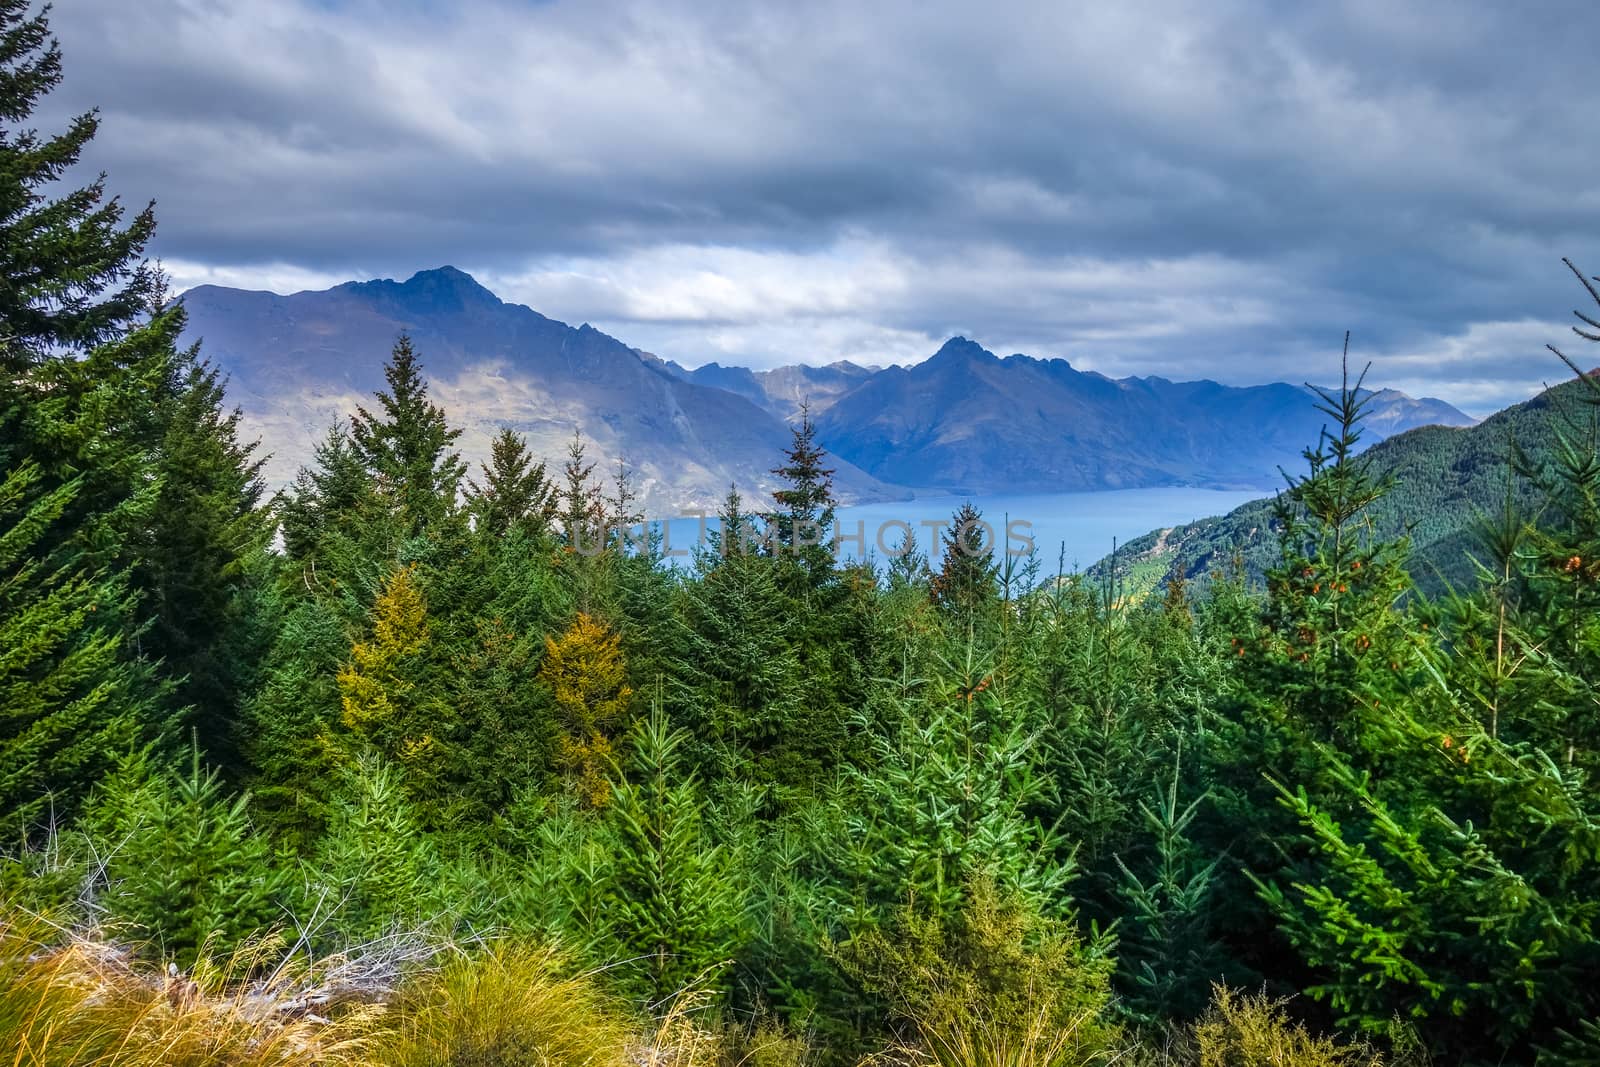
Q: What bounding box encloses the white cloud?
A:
[161,259,368,297]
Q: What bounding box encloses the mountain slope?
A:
[1094,374,1597,596]
[662,358,878,420]
[811,337,1474,493]
[177,267,900,514]
[179,268,1474,512]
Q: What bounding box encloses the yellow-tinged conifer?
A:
[539,612,631,806]
[338,565,432,766]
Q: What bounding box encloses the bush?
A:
[837,876,1120,1067]
[1187,987,1413,1067]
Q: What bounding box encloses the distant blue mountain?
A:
[178,268,1473,507]
[176,267,902,514]
[810,337,1474,493]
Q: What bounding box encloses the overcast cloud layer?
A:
[45,0,1600,413]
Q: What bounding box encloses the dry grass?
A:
[1190,988,1395,1067]
[634,982,813,1067]
[372,942,633,1067]
[0,907,805,1067]
[0,909,384,1066]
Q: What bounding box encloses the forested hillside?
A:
[7,6,1600,1067]
[1096,370,1598,597]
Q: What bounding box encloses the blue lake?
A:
[647,487,1265,571]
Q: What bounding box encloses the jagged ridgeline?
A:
[1094,372,1598,597]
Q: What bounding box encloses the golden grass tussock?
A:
[0,904,1414,1067]
[371,941,634,1067]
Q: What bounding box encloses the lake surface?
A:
[648,487,1264,571]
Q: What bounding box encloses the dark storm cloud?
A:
[42,0,1600,411]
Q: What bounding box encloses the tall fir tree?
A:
[709,483,760,558]
[0,4,196,820]
[349,335,465,539]
[279,419,377,568]
[0,458,154,838]
[539,612,633,808]
[678,548,803,779]
[768,405,838,592]
[1238,349,1423,764]
[604,458,643,538]
[465,427,557,539]
[133,352,271,761]
[559,430,603,550]
[336,564,457,809]
[931,501,999,619]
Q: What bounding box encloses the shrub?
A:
[838,876,1120,1067]
[1189,987,1408,1067]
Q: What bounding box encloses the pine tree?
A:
[1248,740,1600,1057]
[885,526,932,593]
[1239,297,1600,1061]
[601,707,747,1005]
[605,458,643,538]
[310,753,449,941]
[446,613,561,820]
[237,590,349,846]
[0,6,217,799]
[768,405,837,591]
[1202,348,1435,1009]
[678,550,803,778]
[349,335,465,538]
[337,564,455,795]
[559,431,604,551]
[279,419,378,567]
[1113,750,1223,1023]
[83,750,286,965]
[931,501,998,618]
[20,311,178,574]
[539,612,632,807]
[1241,348,1423,762]
[0,461,152,837]
[841,648,1070,924]
[133,352,271,760]
[465,427,557,539]
[710,483,760,558]
[0,0,158,358]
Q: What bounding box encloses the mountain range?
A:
[175,267,1475,513]
[176,267,899,515]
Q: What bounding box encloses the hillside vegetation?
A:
[1096,371,1597,598]
[7,6,1600,1067]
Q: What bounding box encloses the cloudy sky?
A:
[46,0,1600,414]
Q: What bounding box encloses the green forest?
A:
[5,5,1600,1065]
